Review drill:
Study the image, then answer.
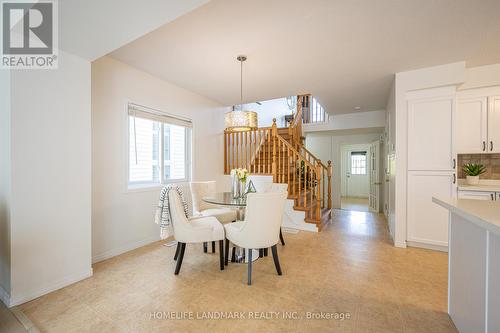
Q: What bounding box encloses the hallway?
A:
[341,197,370,212]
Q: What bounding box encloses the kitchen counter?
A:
[433,196,500,333]
[432,197,500,235]
[457,179,500,192]
[457,183,500,192]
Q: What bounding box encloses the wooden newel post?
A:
[316,160,322,221]
[271,118,277,182]
[327,160,332,210]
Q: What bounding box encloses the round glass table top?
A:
[202,192,247,207]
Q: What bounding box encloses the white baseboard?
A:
[11,307,40,332]
[394,240,407,248]
[0,284,10,308]
[407,240,448,252]
[92,236,159,264]
[9,267,93,307]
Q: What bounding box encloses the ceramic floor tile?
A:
[16,209,456,332]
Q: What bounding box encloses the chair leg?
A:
[174,243,186,275]
[203,242,207,253]
[174,242,180,260]
[259,249,264,258]
[225,238,230,266]
[264,248,268,257]
[231,247,236,262]
[219,240,224,271]
[212,241,216,253]
[279,228,286,246]
[271,245,282,275]
[247,249,252,285]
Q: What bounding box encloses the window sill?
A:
[126,179,189,193]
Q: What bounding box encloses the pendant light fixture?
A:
[225,55,258,132]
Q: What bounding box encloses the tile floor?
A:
[17,210,456,332]
[0,301,27,333]
[341,197,370,212]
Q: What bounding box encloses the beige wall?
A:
[91,56,227,263]
[0,70,11,299]
[8,51,92,306]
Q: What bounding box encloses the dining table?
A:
[202,192,259,263]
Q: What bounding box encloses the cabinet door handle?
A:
[491,141,494,151]
[491,193,495,201]
[483,141,486,151]
[453,174,456,184]
[452,158,456,169]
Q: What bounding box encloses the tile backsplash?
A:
[457,154,500,179]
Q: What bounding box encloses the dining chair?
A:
[169,190,225,275]
[224,192,287,285]
[263,183,288,246]
[190,181,237,253]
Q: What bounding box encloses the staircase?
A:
[223,95,332,231]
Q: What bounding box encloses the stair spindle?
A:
[316,160,322,221]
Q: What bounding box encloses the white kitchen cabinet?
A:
[407,171,455,247]
[456,97,488,153]
[488,96,500,153]
[457,190,496,201]
[456,94,500,154]
[408,97,454,171]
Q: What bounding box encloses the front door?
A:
[346,150,369,198]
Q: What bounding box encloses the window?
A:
[351,152,367,175]
[128,104,192,187]
[311,97,325,123]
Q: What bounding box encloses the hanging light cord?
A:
[240,58,243,110]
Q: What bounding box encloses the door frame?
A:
[340,143,371,198]
[369,140,381,212]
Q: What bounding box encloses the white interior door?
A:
[369,140,380,212]
[345,148,369,198]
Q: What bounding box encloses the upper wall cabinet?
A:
[456,97,488,153]
[456,95,500,153]
[488,96,500,153]
[408,97,454,171]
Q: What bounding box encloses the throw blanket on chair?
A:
[154,184,189,239]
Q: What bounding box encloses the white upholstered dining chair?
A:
[190,181,237,252]
[263,183,288,246]
[169,190,225,275]
[224,192,287,285]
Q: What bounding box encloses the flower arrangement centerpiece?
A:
[230,168,249,198]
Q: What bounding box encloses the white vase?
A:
[466,175,480,185]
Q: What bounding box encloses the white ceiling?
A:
[110,0,500,114]
[59,0,209,60]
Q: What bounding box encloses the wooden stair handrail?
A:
[270,118,332,225]
[300,145,328,170]
[223,116,332,229]
[274,133,315,169]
